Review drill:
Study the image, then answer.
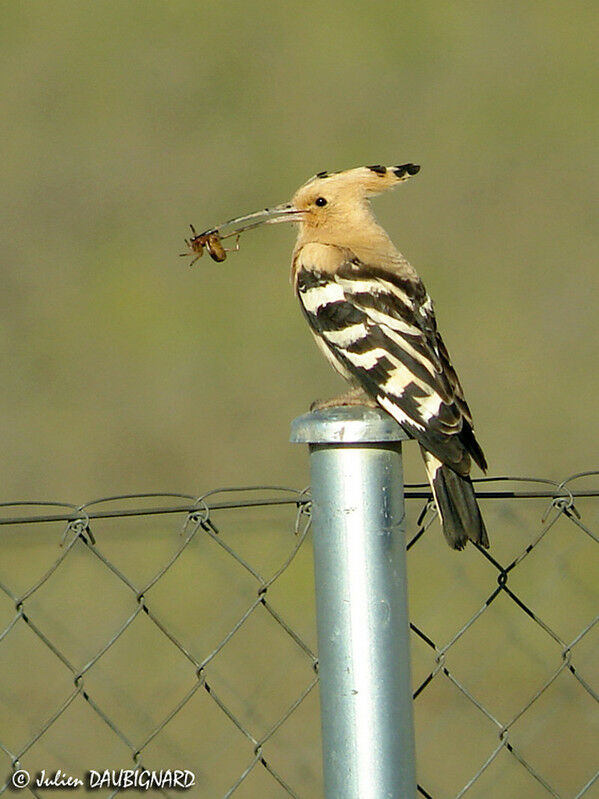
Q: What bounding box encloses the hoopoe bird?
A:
[188,164,488,549]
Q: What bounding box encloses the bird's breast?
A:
[291,242,349,293]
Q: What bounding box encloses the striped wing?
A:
[296,258,487,476]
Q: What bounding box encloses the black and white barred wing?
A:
[296,258,486,477]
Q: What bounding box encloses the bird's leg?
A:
[310,386,378,411]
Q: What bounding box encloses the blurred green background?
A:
[1,0,597,501]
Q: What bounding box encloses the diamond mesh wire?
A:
[0,474,596,799]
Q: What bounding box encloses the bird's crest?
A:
[300,163,420,198]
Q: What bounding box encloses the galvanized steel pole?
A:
[291,405,416,799]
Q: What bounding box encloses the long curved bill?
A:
[205,204,304,237]
[183,203,304,264]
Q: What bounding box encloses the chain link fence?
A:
[0,473,597,798]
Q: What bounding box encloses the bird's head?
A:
[290,163,420,247]
[186,163,420,262]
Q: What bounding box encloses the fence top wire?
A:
[0,473,597,527]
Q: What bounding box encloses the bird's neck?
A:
[294,213,398,263]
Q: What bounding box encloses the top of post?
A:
[290,405,410,444]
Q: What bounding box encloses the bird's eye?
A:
[314,197,328,207]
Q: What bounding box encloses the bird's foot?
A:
[310,388,378,411]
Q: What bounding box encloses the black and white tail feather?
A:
[295,257,489,550]
[421,451,488,550]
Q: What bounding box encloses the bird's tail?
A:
[420,448,489,550]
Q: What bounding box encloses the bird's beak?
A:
[202,203,305,240]
[183,203,305,265]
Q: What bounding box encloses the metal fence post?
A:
[291,405,416,799]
